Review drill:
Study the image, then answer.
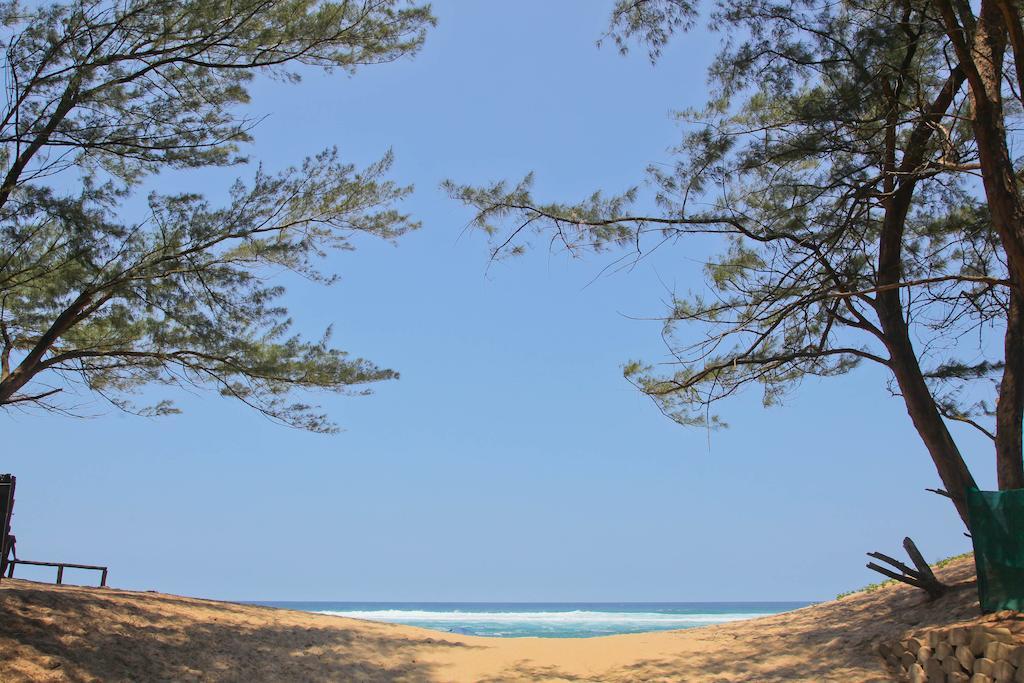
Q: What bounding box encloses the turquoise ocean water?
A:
[252,602,810,638]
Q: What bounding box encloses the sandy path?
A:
[0,557,979,681]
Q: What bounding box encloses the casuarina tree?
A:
[448,0,1023,524]
[0,0,433,432]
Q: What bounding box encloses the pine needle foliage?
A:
[448,0,1024,520]
[0,0,434,432]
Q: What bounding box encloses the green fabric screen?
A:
[967,487,1024,613]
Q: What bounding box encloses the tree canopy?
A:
[448,0,1024,523]
[0,0,434,432]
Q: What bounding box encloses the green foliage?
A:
[934,551,972,568]
[449,0,1010,438]
[0,0,434,431]
[602,0,695,61]
[835,579,895,600]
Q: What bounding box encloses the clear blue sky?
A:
[3,0,988,602]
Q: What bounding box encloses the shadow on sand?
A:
[0,581,476,682]
[0,558,983,683]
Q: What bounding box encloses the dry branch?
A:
[865,536,948,599]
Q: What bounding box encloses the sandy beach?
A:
[0,556,983,682]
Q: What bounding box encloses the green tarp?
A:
[967,487,1024,613]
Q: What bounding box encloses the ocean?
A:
[251,601,810,638]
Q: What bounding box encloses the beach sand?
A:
[0,556,980,681]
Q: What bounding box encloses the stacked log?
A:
[882,615,1024,682]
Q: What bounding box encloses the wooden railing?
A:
[6,559,108,587]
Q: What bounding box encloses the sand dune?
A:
[0,557,981,681]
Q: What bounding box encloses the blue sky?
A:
[3,0,989,601]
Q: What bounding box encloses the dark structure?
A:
[5,559,108,587]
[0,474,109,588]
[0,474,14,583]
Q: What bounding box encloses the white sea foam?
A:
[317,609,765,625]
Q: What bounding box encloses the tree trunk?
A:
[875,292,979,524]
[940,0,1024,491]
[0,290,95,404]
[997,284,1024,489]
[957,2,1024,296]
[876,57,978,524]
[873,60,981,523]
[976,3,1024,490]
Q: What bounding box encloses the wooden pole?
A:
[866,561,926,588]
[0,474,15,584]
[867,551,921,579]
[903,537,946,598]
[865,537,948,599]
[4,559,107,586]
